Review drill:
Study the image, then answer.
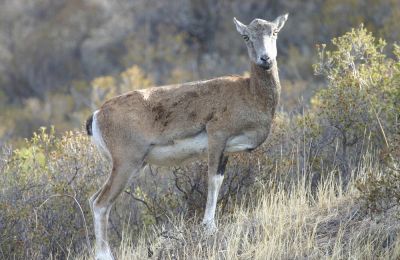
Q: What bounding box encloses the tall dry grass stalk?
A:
[75,153,399,260]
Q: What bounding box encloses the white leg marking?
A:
[93,205,114,260]
[202,174,224,232]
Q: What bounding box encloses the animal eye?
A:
[242,35,249,41]
[273,30,278,36]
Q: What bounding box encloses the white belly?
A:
[146,131,256,166]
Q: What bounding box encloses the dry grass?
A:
[76,165,400,260]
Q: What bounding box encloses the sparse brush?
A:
[1,25,400,260]
[74,164,400,260]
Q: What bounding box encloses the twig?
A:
[34,194,93,257]
[68,159,81,185]
[124,190,153,214]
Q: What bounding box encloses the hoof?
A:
[202,220,217,235]
[95,247,114,260]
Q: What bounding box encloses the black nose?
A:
[260,55,270,63]
[260,55,272,69]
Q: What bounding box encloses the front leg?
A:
[202,134,229,232]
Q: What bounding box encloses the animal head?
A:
[234,14,288,70]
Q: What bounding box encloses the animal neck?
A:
[249,62,281,116]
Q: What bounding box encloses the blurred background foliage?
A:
[0,0,400,259]
[0,0,399,145]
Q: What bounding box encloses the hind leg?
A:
[90,157,144,260]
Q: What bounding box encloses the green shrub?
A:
[355,44,400,215]
[0,127,108,259]
[306,25,400,214]
[305,25,399,178]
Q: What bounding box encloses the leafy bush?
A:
[298,25,400,179]
[0,128,107,259]
[310,25,400,215]
[355,44,400,214]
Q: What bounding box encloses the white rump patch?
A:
[92,110,111,159]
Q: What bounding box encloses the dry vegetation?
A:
[81,162,400,260]
[2,123,399,260]
[1,0,399,145]
[1,1,400,260]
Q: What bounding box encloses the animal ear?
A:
[233,17,248,35]
[273,13,289,31]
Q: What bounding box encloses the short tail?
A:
[86,114,94,136]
